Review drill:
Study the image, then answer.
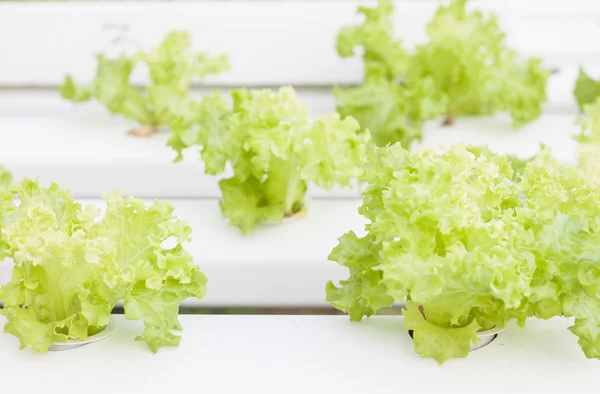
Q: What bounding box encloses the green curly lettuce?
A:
[0,178,207,353]
[335,0,446,148]
[60,31,229,135]
[168,86,371,234]
[407,0,550,126]
[336,0,550,148]
[327,143,600,363]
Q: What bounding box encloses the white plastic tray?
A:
[0,314,596,393]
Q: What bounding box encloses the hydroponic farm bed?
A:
[2,0,600,390]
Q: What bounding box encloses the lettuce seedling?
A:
[61,31,229,137]
[168,86,371,234]
[335,0,550,147]
[408,0,550,126]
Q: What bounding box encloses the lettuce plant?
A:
[0,177,207,353]
[334,0,446,148]
[327,143,600,363]
[335,0,549,147]
[168,86,371,234]
[60,31,229,137]
[408,0,550,126]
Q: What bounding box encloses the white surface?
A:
[0,199,365,307]
[1,1,599,87]
[0,314,596,392]
[418,113,580,166]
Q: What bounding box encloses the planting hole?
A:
[407,329,499,351]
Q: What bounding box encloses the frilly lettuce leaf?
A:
[297,114,370,189]
[336,0,409,78]
[218,175,288,235]
[334,67,446,148]
[326,231,393,321]
[61,31,229,130]
[226,87,309,182]
[133,31,229,93]
[169,86,371,234]
[61,54,152,124]
[403,301,480,364]
[167,91,232,171]
[0,179,207,353]
[328,143,600,363]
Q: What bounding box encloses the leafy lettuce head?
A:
[168,86,371,234]
[0,179,207,353]
[408,0,549,125]
[328,143,600,363]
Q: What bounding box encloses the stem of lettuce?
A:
[442,114,455,127]
[264,153,307,216]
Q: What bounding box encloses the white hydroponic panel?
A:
[0,86,582,199]
[0,1,599,87]
[0,314,596,392]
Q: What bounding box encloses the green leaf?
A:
[135,31,229,93]
[59,75,92,102]
[574,68,600,112]
[506,153,536,179]
[167,91,232,169]
[336,0,410,78]
[0,307,75,353]
[403,301,481,364]
[326,232,394,321]
[124,271,207,353]
[297,113,369,189]
[334,76,445,148]
[218,175,287,235]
